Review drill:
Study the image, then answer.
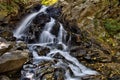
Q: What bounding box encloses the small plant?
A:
[104,19,120,36]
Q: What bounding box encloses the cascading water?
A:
[14,5,48,39]
[14,5,98,80]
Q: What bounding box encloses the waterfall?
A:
[14,5,98,80]
[39,18,56,43]
[14,6,47,38]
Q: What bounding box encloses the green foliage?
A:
[0,1,18,13]
[104,19,120,36]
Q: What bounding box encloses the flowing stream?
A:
[14,5,98,80]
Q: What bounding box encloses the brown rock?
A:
[0,31,14,41]
[0,75,10,80]
[0,50,29,73]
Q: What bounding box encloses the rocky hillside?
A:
[58,0,120,79]
[0,0,120,80]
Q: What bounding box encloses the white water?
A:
[58,23,67,43]
[14,6,47,38]
[39,18,56,43]
[14,5,98,80]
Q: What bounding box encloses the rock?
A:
[53,52,65,59]
[0,75,10,80]
[37,46,50,56]
[0,37,6,42]
[50,22,60,37]
[55,44,64,50]
[71,33,82,45]
[70,44,112,63]
[0,30,15,41]
[83,48,112,63]
[70,46,87,58]
[46,6,62,19]
[31,4,42,12]
[16,41,27,50]
[33,13,50,25]
[0,50,29,73]
[0,38,13,56]
[0,42,10,56]
[21,59,65,80]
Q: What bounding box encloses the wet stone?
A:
[46,6,62,19]
[50,22,60,37]
[33,13,50,25]
[16,41,27,50]
[21,59,65,80]
[55,44,64,50]
[37,46,50,56]
[53,52,65,59]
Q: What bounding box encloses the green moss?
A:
[104,19,120,36]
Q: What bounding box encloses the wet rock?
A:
[37,46,50,56]
[16,41,27,50]
[0,75,10,80]
[46,6,62,19]
[50,22,60,37]
[53,52,65,59]
[55,44,64,50]
[21,59,65,80]
[33,13,50,25]
[0,50,29,73]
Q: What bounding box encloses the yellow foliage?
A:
[41,0,58,6]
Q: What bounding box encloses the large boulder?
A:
[0,50,29,73]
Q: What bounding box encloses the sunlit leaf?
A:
[41,0,58,6]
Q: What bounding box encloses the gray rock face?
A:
[0,50,29,73]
